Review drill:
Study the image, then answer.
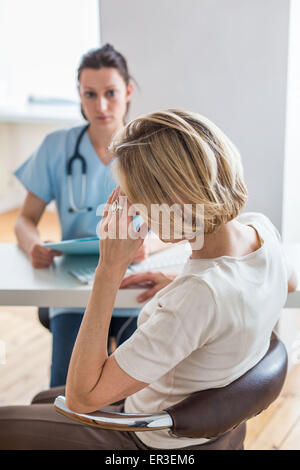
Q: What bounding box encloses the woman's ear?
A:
[126,81,134,103]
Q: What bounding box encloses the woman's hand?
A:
[132,243,147,264]
[120,271,177,302]
[29,242,62,268]
[98,188,148,277]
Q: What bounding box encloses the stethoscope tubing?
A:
[67,124,92,213]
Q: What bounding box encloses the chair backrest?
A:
[165,333,288,438]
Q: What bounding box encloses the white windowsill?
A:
[0,103,83,125]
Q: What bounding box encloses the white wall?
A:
[282,0,300,243]
[0,111,83,212]
[100,0,290,232]
[0,122,63,212]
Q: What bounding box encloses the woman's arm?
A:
[65,265,148,413]
[15,191,61,268]
[288,270,298,293]
[65,188,149,413]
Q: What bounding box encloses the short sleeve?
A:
[237,211,294,280]
[14,135,55,204]
[237,212,281,240]
[114,279,215,383]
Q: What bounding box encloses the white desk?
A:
[0,243,299,309]
[0,243,187,309]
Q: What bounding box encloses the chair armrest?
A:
[54,395,173,432]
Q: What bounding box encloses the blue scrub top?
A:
[14,124,140,319]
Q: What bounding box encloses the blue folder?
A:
[43,237,99,255]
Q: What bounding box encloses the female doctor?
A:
[14,44,146,387]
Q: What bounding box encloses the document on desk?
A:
[43,237,99,255]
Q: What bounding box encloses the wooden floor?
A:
[0,208,300,449]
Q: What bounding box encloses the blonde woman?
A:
[0,110,296,450]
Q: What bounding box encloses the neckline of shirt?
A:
[185,223,265,265]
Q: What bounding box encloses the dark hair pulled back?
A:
[77,44,132,121]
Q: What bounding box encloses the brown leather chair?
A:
[54,333,288,442]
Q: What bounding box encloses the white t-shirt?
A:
[114,213,290,449]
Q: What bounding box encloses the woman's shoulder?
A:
[237,211,281,241]
[237,211,273,226]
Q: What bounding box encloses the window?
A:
[0,0,100,106]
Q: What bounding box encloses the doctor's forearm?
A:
[288,270,298,293]
[14,191,47,255]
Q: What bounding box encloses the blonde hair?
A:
[110,109,247,235]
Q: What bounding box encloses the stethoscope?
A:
[67,124,93,213]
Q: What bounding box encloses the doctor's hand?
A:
[120,271,177,303]
[29,242,62,269]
